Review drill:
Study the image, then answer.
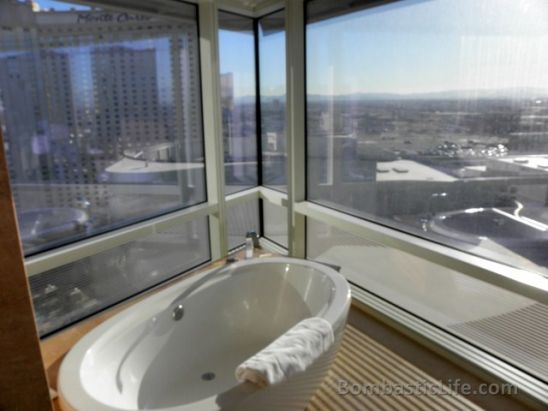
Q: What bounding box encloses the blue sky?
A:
[34,0,89,11]
[259,26,285,97]
[35,0,267,98]
[307,0,548,95]
[219,24,286,98]
[33,0,266,99]
[34,0,548,97]
[219,29,256,98]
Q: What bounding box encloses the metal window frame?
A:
[23,0,291,279]
[285,0,306,258]
[18,0,225,275]
[14,0,548,404]
[292,0,548,305]
[295,0,548,406]
[255,8,288,248]
[296,201,548,305]
[199,0,229,260]
[25,202,217,277]
[218,7,264,250]
[15,0,548,322]
[24,183,286,277]
[216,0,285,17]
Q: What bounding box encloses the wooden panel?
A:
[307,325,483,411]
[0,130,52,410]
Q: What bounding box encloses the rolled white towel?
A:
[235,317,334,388]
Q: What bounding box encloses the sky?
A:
[219,21,286,98]
[307,0,548,96]
[33,0,269,99]
[32,0,548,98]
[28,0,180,104]
[34,0,89,11]
[219,29,256,98]
[218,0,548,98]
[35,0,278,98]
[259,25,285,97]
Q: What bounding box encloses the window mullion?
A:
[285,0,306,257]
[199,0,228,260]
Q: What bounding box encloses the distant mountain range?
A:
[236,87,548,103]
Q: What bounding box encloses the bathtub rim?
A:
[58,256,351,411]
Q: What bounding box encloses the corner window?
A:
[259,10,286,192]
[219,11,258,194]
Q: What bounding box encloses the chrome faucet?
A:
[170,262,236,321]
[245,231,258,259]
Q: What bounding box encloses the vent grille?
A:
[307,325,481,411]
[450,303,548,381]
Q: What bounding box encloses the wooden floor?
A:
[307,325,483,411]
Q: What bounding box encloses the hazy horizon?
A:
[233,85,548,101]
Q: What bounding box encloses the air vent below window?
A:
[450,303,548,381]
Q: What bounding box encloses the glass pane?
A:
[31,217,210,336]
[307,0,548,276]
[259,10,287,191]
[307,219,548,382]
[219,12,258,195]
[0,0,205,256]
[227,199,260,250]
[263,201,287,248]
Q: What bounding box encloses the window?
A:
[259,10,287,191]
[0,0,205,256]
[227,200,260,250]
[306,0,548,384]
[31,218,210,336]
[0,0,208,335]
[263,201,288,248]
[307,218,548,382]
[307,0,548,276]
[219,11,258,194]
[258,10,288,249]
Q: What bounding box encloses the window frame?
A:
[298,0,548,304]
[218,9,260,196]
[20,1,290,280]
[10,0,548,404]
[257,8,288,194]
[0,0,216,337]
[4,0,212,272]
[297,0,548,405]
[256,8,290,245]
[14,0,547,329]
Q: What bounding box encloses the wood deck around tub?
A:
[307,325,483,411]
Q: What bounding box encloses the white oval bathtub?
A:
[58,257,351,411]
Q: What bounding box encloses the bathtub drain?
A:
[201,372,216,381]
